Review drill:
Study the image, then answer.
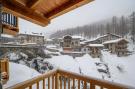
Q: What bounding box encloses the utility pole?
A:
[0,2,3,89]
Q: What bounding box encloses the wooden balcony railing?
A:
[0,58,9,84]
[1,12,19,35]
[6,69,134,89]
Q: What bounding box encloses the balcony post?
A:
[0,2,3,89]
[55,71,59,89]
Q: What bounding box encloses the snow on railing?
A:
[5,69,134,89]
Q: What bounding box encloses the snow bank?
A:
[45,55,80,73]
[102,51,135,87]
[4,62,40,88]
[76,54,102,78]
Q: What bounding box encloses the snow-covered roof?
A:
[96,33,121,40]
[103,38,129,44]
[46,39,53,41]
[80,42,86,45]
[88,44,104,47]
[72,35,83,39]
[1,34,14,38]
[18,33,44,37]
[46,45,57,48]
[25,43,37,45]
[2,42,16,45]
[82,33,122,44]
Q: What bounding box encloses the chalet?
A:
[52,38,63,47]
[44,39,54,45]
[80,42,90,53]
[96,33,121,43]
[71,36,81,51]
[63,35,73,52]
[83,33,122,45]
[62,35,82,52]
[103,38,129,56]
[87,44,104,58]
[16,34,45,44]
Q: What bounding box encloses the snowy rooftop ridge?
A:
[1,34,14,38]
[72,35,83,39]
[88,44,104,47]
[82,33,122,43]
[103,38,129,44]
[46,39,53,41]
[18,33,44,37]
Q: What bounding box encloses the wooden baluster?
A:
[37,82,39,89]
[43,79,45,89]
[68,78,70,89]
[60,76,62,89]
[48,77,50,89]
[84,81,87,89]
[55,73,59,89]
[29,85,32,89]
[100,86,104,89]
[73,78,75,89]
[90,83,95,89]
[52,76,54,89]
[78,80,80,89]
[64,76,66,89]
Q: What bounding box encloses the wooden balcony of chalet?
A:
[1,12,19,36]
[5,69,134,89]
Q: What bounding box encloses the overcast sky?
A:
[19,0,135,37]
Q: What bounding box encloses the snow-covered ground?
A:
[3,35,135,88]
[44,51,135,87]
[102,51,135,87]
[4,62,40,88]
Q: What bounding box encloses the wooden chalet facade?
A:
[62,35,81,52]
[103,38,129,56]
[1,12,19,36]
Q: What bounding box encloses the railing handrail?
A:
[57,69,134,89]
[5,69,135,89]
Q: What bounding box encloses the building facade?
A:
[16,34,45,44]
[87,44,104,58]
[103,38,129,56]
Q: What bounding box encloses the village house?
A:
[62,35,73,52]
[44,39,54,46]
[52,38,63,47]
[80,42,90,53]
[16,33,45,45]
[96,33,122,44]
[62,35,82,52]
[87,44,104,58]
[83,33,122,45]
[71,36,81,51]
[103,38,129,57]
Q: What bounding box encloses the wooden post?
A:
[0,2,3,89]
[55,73,59,89]
[0,2,2,37]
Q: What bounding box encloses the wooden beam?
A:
[2,0,50,26]
[27,0,44,9]
[46,0,94,19]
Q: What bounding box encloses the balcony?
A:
[5,69,134,89]
[1,12,19,35]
